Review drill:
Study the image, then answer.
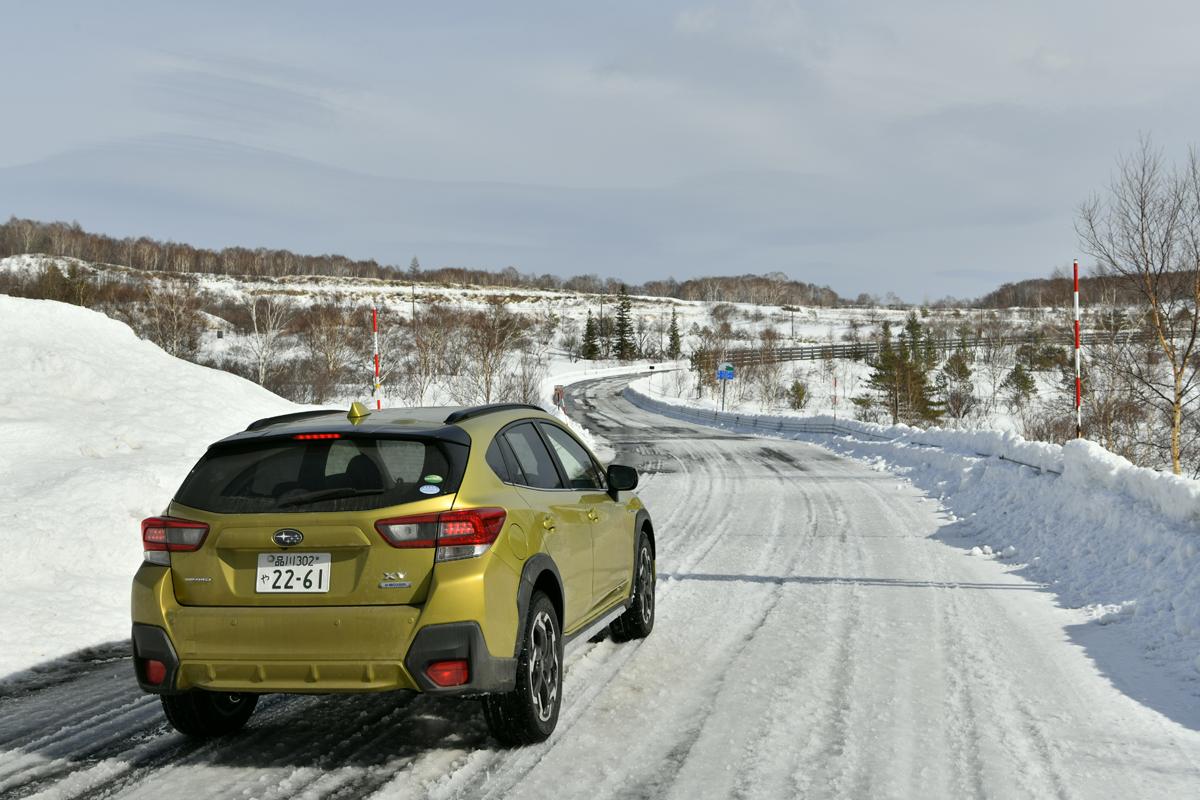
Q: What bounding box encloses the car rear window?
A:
[174,436,467,513]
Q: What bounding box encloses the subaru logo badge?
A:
[272,529,304,548]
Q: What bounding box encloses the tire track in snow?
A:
[611,458,807,799]
[440,388,811,799]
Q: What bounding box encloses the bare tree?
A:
[137,280,206,360]
[385,302,459,405]
[298,303,355,403]
[240,295,294,387]
[454,300,526,403]
[976,313,1014,416]
[1078,138,1200,474]
[753,327,786,409]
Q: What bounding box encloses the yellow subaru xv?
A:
[131,402,655,745]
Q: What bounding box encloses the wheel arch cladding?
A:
[516,554,564,656]
[635,508,655,558]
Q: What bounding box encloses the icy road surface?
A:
[2,375,1199,799]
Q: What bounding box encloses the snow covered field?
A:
[0,296,298,679]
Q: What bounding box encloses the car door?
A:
[500,422,594,632]
[536,422,630,612]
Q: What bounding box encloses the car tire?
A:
[482,591,562,746]
[161,690,258,738]
[610,532,655,643]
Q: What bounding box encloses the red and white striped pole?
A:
[1073,259,1082,438]
[372,305,381,410]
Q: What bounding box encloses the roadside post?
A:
[717,361,735,412]
[372,305,382,410]
[1073,260,1082,438]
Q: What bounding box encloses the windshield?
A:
[174,436,466,514]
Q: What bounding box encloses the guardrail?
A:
[623,390,895,441]
[623,387,1063,475]
[702,329,1160,370]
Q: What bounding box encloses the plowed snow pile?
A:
[0,296,296,679]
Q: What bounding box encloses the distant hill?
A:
[974,272,1141,309]
[0,216,844,307]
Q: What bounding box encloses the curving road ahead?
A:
[2,374,1199,799]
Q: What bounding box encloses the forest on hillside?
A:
[0,217,844,307]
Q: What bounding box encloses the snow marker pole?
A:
[372,305,382,410]
[1073,260,1082,438]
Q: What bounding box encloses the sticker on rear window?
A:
[419,484,440,495]
[423,474,443,484]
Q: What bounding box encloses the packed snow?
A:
[627,381,1200,687]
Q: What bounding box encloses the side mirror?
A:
[606,463,639,494]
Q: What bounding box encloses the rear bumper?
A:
[131,565,516,696]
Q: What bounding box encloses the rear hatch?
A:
[165,433,467,607]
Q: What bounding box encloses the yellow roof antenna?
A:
[348,401,372,424]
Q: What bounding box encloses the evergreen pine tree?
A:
[1002,362,1036,409]
[869,315,942,425]
[614,286,635,361]
[667,309,682,360]
[937,349,975,420]
[867,321,902,423]
[582,311,600,360]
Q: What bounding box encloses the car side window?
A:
[486,435,525,484]
[539,423,605,491]
[485,438,510,482]
[503,423,565,490]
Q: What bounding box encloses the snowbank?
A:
[0,296,298,679]
[626,380,1200,680]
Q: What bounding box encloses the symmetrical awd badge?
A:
[272,528,304,547]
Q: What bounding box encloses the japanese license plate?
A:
[256,552,331,593]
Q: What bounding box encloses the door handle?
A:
[542,516,556,532]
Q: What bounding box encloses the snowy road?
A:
[3,375,1200,799]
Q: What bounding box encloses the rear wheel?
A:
[482,591,562,746]
[161,690,257,738]
[611,532,655,642]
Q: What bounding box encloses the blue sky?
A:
[3,1,1199,299]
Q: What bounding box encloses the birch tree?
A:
[1078,138,1200,474]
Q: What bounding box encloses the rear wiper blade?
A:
[278,487,385,507]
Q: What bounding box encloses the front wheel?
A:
[161,690,257,738]
[610,532,655,642]
[482,591,562,746]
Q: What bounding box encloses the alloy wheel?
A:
[528,610,560,723]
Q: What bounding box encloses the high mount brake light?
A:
[141,517,209,565]
[375,508,506,562]
[293,433,341,440]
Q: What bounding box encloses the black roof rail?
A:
[444,403,546,425]
[245,409,340,432]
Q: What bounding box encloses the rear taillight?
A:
[375,508,506,562]
[141,516,209,565]
[144,659,167,686]
[425,659,470,687]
